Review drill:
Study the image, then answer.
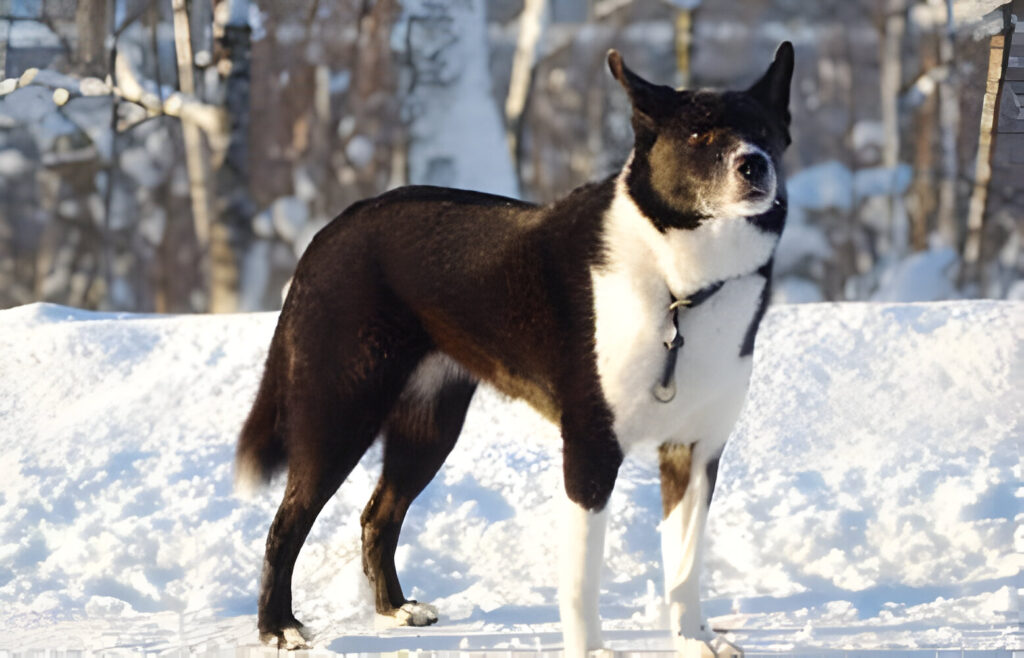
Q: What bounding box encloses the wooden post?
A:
[675,9,692,89]
[935,0,959,248]
[961,28,1010,286]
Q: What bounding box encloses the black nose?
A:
[736,152,770,185]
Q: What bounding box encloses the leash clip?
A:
[653,303,684,403]
[652,281,725,404]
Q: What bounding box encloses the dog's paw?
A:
[396,600,439,626]
[260,625,312,650]
[375,600,439,628]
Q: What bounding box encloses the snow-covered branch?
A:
[1,62,227,139]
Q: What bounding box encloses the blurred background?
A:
[0,0,1021,313]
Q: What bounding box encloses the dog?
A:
[235,42,793,657]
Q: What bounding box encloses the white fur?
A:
[592,165,776,452]
[264,625,311,650]
[558,499,608,658]
[661,465,713,647]
[401,352,470,402]
[233,455,263,500]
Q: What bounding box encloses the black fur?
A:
[705,455,721,507]
[740,259,776,357]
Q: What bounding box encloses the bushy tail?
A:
[235,341,287,498]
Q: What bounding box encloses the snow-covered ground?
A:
[0,301,1020,655]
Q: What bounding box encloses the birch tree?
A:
[400,0,518,198]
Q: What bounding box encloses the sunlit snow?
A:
[0,301,1019,654]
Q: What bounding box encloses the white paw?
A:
[396,601,439,626]
[376,601,439,628]
[260,625,312,650]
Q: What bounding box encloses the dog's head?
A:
[609,42,794,233]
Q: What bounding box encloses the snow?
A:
[910,0,1008,36]
[0,148,31,177]
[270,196,309,244]
[871,247,961,303]
[0,300,1020,654]
[786,160,914,214]
[344,135,375,169]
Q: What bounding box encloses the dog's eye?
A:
[688,132,713,147]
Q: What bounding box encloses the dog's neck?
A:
[601,154,780,298]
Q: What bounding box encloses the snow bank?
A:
[0,301,1020,654]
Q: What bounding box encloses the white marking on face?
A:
[717,142,777,218]
[609,159,778,295]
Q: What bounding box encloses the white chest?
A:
[592,268,766,451]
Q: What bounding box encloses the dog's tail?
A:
[234,338,287,499]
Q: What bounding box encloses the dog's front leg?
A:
[659,443,741,658]
[558,404,622,658]
[558,498,608,658]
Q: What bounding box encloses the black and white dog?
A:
[236,42,793,657]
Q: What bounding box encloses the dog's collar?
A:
[652,280,725,403]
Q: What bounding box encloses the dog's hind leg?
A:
[257,399,380,649]
[659,443,741,658]
[258,331,427,648]
[361,353,477,627]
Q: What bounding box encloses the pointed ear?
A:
[748,41,794,124]
[607,49,669,125]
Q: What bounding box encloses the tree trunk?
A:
[909,33,938,252]
[880,1,907,255]
[505,0,547,170]
[214,0,253,309]
[935,0,960,248]
[75,0,109,76]
[402,0,519,198]
[173,0,237,312]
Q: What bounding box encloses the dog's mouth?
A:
[744,185,772,202]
